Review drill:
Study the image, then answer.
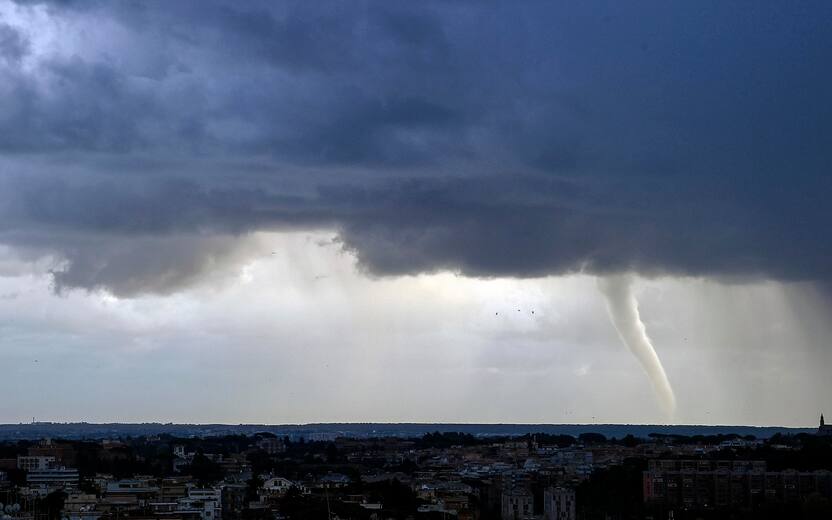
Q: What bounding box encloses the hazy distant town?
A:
[1,420,832,520]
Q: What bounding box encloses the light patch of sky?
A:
[0,231,828,427]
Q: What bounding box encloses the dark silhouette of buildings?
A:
[644,459,832,509]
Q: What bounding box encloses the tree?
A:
[621,434,640,447]
[188,454,224,485]
[245,472,264,504]
[325,443,339,464]
[44,490,68,520]
[578,432,607,445]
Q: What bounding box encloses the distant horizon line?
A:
[0,421,815,429]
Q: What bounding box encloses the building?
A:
[256,437,285,455]
[17,453,79,494]
[818,414,832,436]
[501,488,534,520]
[221,483,247,520]
[260,477,299,497]
[104,479,160,508]
[179,487,223,520]
[644,459,832,509]
[217,454,247,475]
[544,487,576,520]
[64,493,103,520]
[26,467,80,493]
[159,477,191,502]
[27,439,77,467]
[316,473,350,489]
[17,456,56,472]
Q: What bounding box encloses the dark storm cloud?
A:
[2,0,832,294]
[0,22,27,63]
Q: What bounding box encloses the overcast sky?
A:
[1,0,831,426]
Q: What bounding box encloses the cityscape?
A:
[1,419,832,519]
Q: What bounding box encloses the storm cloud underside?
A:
[0,0,831,295]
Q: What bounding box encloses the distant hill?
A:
[0,422,815,440]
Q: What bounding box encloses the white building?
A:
[26,467,80,494]
[17,456,56,472]
[261,477,297,496]
[179,487,222,520]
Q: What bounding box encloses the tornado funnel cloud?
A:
[597,274,676,417]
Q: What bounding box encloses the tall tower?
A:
[822,414,825,428]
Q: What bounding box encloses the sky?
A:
[0,0,831,426]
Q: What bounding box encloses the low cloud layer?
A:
[1,0,831,295]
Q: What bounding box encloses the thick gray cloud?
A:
[0,22,27,63]
[2,0,831,294]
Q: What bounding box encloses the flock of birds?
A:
[496,309,535,315]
